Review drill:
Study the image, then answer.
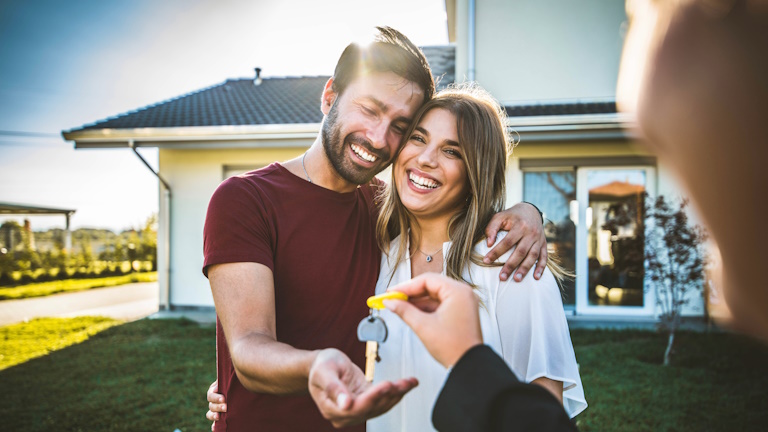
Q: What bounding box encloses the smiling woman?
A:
[370,83,586,431]
[378,84,509,282]
[395,108,468,222]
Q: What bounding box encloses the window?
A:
[524,170,576,307]
[523,162,656,315]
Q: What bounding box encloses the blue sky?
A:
[0,0,448,231]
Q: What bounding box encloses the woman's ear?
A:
[321,78,337,115]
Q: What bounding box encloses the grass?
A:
[0,318,216,432]
[0,317,121,370]
[571,329,768,431]
[0,271,157,300]
[0,320,766,431]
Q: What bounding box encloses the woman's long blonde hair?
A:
[376,83,569,287]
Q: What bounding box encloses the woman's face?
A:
[394,108,469,221]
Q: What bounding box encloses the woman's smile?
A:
[407,169,440,191]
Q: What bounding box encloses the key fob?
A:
[357,316,388,343]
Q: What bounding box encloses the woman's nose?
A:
[416,144,438,167]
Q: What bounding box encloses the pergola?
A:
[0,202,76,251]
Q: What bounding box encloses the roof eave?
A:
[63,123,321,149]
[0,202,77,215]
[62,113,639,148]
[508,112,639,142]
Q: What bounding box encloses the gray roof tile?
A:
[67,46,457,133]
[74,76,329,131]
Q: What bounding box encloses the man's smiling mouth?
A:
[351,143,378,163]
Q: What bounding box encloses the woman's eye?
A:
[361,106,376,116]
[444,148,461,158]
[409,134,426,144]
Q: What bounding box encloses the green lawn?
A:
[1,319,766,431]
[0,318,216,432]
[0,272,157,300]
[0,317,121,370]
[571,329,768,431]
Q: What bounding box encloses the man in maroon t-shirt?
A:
[203,27,548,431]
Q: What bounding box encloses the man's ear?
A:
[321,78,337,115]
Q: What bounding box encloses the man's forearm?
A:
[230,332,319,394]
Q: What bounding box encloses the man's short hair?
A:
[332,26,435,104]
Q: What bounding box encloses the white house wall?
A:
[159,146,307,308]
[455,0,627,103]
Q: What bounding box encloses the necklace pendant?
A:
[426,255,433,263]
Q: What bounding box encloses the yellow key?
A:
[366,291,409,310]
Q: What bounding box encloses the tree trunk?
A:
[663,330,675,366]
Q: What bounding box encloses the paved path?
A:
[0,282,159,326]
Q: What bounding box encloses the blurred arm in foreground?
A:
[617,0,768,342]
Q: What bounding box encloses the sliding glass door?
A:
[524,165,656,316]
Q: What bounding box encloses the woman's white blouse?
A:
[367,233,587,432]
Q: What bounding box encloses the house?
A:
[63,1,705,320]
[448,0,703,319]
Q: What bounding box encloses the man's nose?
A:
[366,120,389,149]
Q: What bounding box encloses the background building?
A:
[63,0,704,320]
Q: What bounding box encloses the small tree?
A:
[645,195,707,366]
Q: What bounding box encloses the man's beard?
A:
[321,102,389,185]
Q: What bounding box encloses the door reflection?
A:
[587,170,646,306]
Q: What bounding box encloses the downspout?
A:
[468,0,476,81]
[128,139,171,311]
[64,211,73,253]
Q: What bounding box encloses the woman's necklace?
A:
[417,245,443,263]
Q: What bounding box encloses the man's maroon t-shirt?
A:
[203,163,381,432]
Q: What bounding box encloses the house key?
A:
[357,291,409,382]
[357,311,388,382]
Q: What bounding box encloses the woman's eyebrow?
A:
[413,126,459,147]
[445,139,460,147]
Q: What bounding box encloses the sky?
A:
[0,0,448,231]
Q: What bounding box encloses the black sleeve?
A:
[432,345,578,432]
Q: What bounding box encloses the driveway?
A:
[0,282,159,326]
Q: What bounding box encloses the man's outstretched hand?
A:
[308,348,418,428]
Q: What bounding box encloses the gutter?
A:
[63,114,637,149]
[508,112,638,142]
[128,139,171,311]
[63,123,320,149]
